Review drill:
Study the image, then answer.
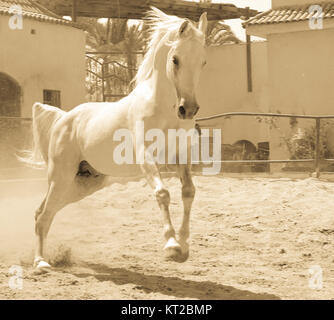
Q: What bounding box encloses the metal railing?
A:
[3,112,334,178]
[196,112,334,178]
[86,51,144,102]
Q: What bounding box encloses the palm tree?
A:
[83,17,129,51]
[82,17,147,100]
[206,20,242,46]
[197,0,242,46]
[115,24,146,83]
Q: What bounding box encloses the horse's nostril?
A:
[179,106,186,116]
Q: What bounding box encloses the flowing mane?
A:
[134,7,192,86]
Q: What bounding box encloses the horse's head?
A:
[167,13,207,120]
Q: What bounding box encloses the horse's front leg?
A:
[176,164,195,261]
[141,156,182,260]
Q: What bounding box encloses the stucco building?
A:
[0,0,86,118]
[246,0,334,117]
[243,0,334,168]
[197,41,270,161]
[196,0,334,170]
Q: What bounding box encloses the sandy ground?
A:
[0,174,334,300]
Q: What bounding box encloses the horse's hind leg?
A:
[34,162,106,270]
[34,178,74,269]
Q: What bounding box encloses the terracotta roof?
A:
[244,2,334,26]
[0,0,79,27]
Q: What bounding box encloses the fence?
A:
[196,112,334,178]
[2,112,334,177]
[86,51,144,102]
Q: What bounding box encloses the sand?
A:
[0,174,334,300]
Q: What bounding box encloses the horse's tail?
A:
[18,103,66,169]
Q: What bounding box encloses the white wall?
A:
[268,29,334,116]
[196,42,270,146]
[266,27,334,162]
[0,16,86,117]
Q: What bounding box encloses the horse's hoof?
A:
[37,261,51,269]
[164,239,190,262]
[164,238,181,250]
[164,246,182,261]
[176,250,189,263]
[34,258,51,272]
[163,238,180,259]
[164,247,189,262]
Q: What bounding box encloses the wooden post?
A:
[245,7,253,92]
[315,118,321,178]
[72,0,77,22]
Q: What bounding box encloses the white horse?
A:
[21,7,208,270]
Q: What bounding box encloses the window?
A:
[43,90,61,108]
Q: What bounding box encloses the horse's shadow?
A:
[70,262,280,300]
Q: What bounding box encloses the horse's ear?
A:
[198,12,208,35]
[179,20,190,38]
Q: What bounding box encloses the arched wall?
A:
[0,72,22,116]
[0,16,86,117]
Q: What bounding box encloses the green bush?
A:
[286,120,334,160]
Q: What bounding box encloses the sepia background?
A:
[1,0,334,300]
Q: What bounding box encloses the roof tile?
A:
[0,0,79,28]
[245,1,334,26]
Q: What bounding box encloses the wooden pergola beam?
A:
[37,0,259,21]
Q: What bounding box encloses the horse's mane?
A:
[133,7,191,86]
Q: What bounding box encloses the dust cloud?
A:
[0,175,47,264]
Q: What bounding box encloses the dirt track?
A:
[0,175,334,300]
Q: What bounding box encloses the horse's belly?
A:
[83,140,142,177]
[98,162,142,177]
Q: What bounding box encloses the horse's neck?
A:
[149,43,177,115]
[130,39,179,128]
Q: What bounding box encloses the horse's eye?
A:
[202,60,207,67]
[172,56,179,66]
